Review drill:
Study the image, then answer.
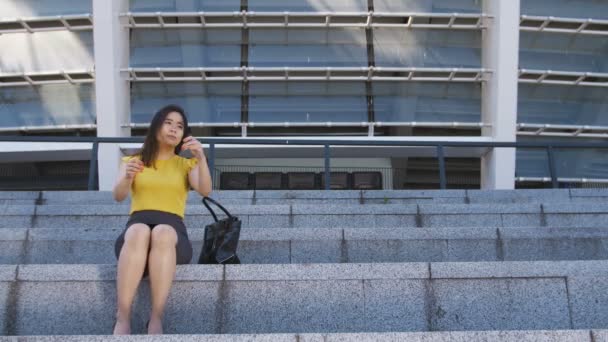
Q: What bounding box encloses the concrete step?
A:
[1,189,607,206]
[2,261,608,335]
[0,330,602,341]
[3,202,608,229]
[3,227,608,265]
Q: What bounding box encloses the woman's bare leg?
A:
[147,225,178,334]
[114,224,151,335]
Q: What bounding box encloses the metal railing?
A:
[3,136,608,190]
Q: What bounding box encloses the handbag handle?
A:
[202,196,233,222]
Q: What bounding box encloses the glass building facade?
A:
[1,0,607,190]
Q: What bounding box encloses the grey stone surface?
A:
[292,204,418,215]
[568,277,608,329]
[291,240,342,263]
[18,264,117,281]
[0,331,595,342]
[501,227,608,261]
[543,203,608,214]
[15,281,117,335]
[544,214,608,228]
[292,215,375,229]
[0,229,28,263]
[223,279,365,333]
[431,260,608,279]
[41,191,117,203]
[0,265,17,281]
[303,331,592,342]
[431,278,571,330]
[373,215,419,228]
[467,189,571,204]
[570,188,608,197]
[0,280,15,336]
[0,216,32,229]
[225,263,430,281]
[248,215,289,228]
[446,239,498,262]
[32,216,127,229]
[35,205,129,216]
[0,191,39,200]
[593,330,608,342]
[346,240,447,263]
[500,214,541,228]
[421,214,503,228]
[419,204,541,214]
[363,190,466,199]
[3,205,37,215]
[363,280,428,332]
[344,227,497,240]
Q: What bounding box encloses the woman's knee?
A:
[150,225,178,248]
[124,224,151,248]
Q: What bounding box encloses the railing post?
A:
[324,144,331,191]
[437,145,447,190]
[546,146,559,189]
[88,141,99,190]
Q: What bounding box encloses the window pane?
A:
[129,0,240,12]
[518,84,608,126]
[0,84,95,128]
[249,82,367,123]
[374,29,481,68]
[249,29,368,67]
[517,137,608,180]
[520,32,608,73]
[1,0,91,17]
[0,31,94,73]
[130,29,242,68]
[130,83,241,124]
[373,83,481,123]
[374,0,481,13]
[522,0,608,20]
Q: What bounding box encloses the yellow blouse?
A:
[121,155,199,218]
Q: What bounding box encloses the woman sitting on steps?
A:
[112,104,212,335]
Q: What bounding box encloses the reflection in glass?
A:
[129,0,239,12]
[522,0,608,20]
[1,0,91,17]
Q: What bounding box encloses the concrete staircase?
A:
[2,189,608,340]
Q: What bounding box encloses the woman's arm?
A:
[113,158,143,202]
[182,136,213,197]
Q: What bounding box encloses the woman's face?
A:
[156,111,185,147]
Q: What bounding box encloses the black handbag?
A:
[198,196,241,264]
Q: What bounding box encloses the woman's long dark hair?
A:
[136,104,191,168]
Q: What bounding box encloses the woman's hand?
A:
[125,158,144,180]
[181,136,206,161]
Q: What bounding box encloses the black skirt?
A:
[115,210,193,267]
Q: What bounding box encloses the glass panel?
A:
[374,29,481,68]
[522,0,608,20]
[130,82,241,124]
[130,29,242,68]
[0,84,95,128]
[129,0,240,12]
[249,0,367,12]
[520,32,608,73]
[248,82,367,123]
[518,84,608,126]
[249,28,368,67]
[0,31,94,73]
[517,137,608,180]
[374,0,481,13]
[373,83,481,123]
[0,0,91,17]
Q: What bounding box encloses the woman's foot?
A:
[147,316,163,335]
[113,318,130,335]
